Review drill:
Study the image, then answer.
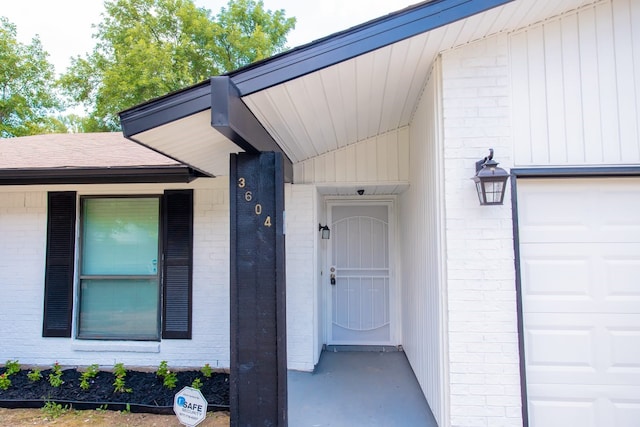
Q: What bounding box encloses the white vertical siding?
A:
[293,128,410,185]
[511,0,640,166]
[400,64,445,425]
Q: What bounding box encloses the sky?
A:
[2,0,419,76]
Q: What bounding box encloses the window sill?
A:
[72,341,160,353]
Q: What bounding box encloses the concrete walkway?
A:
[288,350,438,427]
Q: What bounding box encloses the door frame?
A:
[323,196,399,346]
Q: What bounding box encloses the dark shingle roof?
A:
[0,133,204,185]
[0,132,180,169]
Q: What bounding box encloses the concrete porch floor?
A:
[288,349,438,426]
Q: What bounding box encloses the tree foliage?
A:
[0,17,63,137]
[59,0,296,131]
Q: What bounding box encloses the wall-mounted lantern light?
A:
[319,224,331,240]
[472,149,509,206]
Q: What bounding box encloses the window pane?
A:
[78,279,159,339]
[82,198,159,275]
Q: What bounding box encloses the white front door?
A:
[328,204,391,345]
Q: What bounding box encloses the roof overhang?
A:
[119,0,602,184]
[121,76,293,182]
[227,0,513,94]
[119,0,513,181]
[0,166,203,186]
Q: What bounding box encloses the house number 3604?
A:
[238,177,272,227]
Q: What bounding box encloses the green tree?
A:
[60,0,295,131]
[0,17,63,137]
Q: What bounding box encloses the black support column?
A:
[229,151,287,426]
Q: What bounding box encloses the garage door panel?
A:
[612,400,640,427]
[521,243,640,313]
[528,397,597,427]
[525,325,595,371]
[525,313,640,384]
[521,255,591,298]
[518,177,640,427]
[609,329,640,370]
[605,258,640,297]
[528,391,640,427]
[518,178,640,243]
[518,186,594,243]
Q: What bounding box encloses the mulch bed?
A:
[0,367,229,414]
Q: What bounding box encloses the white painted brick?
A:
[451,416,488,427]
[0,180,235,369]
[284,183,317,371]
[442,34,522,427]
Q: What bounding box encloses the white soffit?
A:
[131,109,243,177]
[242,0,598,165]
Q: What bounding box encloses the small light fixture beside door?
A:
[319,223,330,240]
[472,148,510,205]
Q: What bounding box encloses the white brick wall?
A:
[441,34,522,427]
[284,183,318,371]
[0,179,231,370]
[0,191,48,362]
[0,179,319,372]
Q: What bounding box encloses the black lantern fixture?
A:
[472,149,510,206]
[319,224,330,239]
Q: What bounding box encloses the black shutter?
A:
[162,189,194,339]
[43,192,76,337]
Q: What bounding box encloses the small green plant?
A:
[163,371,177,389]
[41,401,69,419]
[79,364,100,390]
[4,360,20,376]
[27,368,42,382]
[156,360,170,377]
[191,377,203,390]
[113,362,131,393]
[96,403,109,412]
[121,403,131,414]
[156,360,177,389]
[48,362,64,387]
[201,363,213,378]
[0,360,20,390]
[0,373,11,390]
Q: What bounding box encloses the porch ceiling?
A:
[128,110,242,178]
[241,0,595,165]
[120,0,596,179]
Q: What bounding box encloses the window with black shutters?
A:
[42,189,193,340]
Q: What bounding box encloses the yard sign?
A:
[174,386,208,427]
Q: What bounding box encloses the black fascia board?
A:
[511,166,640,178]
[0,166,206,186]
[211,76,293,182]
[228,0,514,95]
[119,80,212,137]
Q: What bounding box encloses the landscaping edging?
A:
[0,365,230,414]
[0,399,229,414]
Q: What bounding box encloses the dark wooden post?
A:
[229,152,287,426]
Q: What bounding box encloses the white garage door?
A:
[518,178,640,427]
